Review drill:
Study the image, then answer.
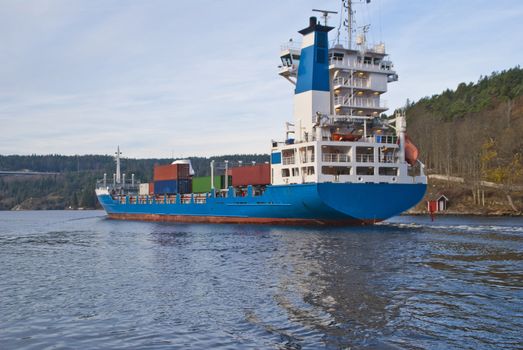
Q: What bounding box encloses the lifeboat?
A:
[332,132,362,142]
[404,134,419,166]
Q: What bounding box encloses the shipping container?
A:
[221,175,233,189]
[149,182,155,195]
[230,164,270,186]
[154,180,178,194]
[139,183,150,196]
[153,163,190,181]
[192,175,233,193]
[192,176,220,193]
[177,179,192,194]
[154,179,193,195]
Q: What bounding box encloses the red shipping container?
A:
[230,164,270,186]
[153,163,190,181]
[149,182,155,195]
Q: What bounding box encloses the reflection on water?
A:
[0,211,522,349]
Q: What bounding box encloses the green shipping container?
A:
[192,176,221,193]
[220,175,232,189]
[192,175,233,193]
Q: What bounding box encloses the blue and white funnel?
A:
[293,17,333,142]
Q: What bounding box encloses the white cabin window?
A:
[302,166,315,175]
[282,169,290,177]
[356,167,374,175]
[356,147,374,163]
[322,166,351,175]
[379,167,398,176]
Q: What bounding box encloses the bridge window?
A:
[302,166,315,175]
[330,52,344,61]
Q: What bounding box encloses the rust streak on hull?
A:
[107,213,380,226]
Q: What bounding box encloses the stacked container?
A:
[229,164,270,187]
[139,183,150,196]
[153,163,192,195]
[192,175,233,193]
[154,163,190,180]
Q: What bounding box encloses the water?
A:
[0,211,522,349]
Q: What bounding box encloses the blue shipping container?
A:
[154,180,178,194]
[177,179,192,194]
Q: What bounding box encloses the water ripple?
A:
[0,211,522,349]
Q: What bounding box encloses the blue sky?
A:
[1,0,522,158]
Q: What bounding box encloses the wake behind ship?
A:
[96,1,427,225]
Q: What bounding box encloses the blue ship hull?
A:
[97,183,426,225]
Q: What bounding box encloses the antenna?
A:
[342,0,371,49]
[312,9,338,26]
[115,146,122,184]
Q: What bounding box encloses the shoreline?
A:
[405,211,522,217]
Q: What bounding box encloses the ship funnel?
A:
[292,15,333,142]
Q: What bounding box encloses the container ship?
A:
[95,1,427,225]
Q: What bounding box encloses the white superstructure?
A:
[272,1,426,187]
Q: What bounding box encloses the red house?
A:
[427,194,449,213]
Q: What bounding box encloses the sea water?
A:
[0,211,522,349]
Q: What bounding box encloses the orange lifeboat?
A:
[404,134,419,166]
[332,132,362,142]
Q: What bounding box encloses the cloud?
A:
[1,0,522,156]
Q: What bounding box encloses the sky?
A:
[1,0,522,158]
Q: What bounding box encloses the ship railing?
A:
[119,193,212,205]
[322,153,351,163]
[373,135,398,144]
[334,96,387,109]
[329,60,395,73]
[181,195,192,204]
[379,154,396,163]
[280,42,302,51]
[282,156,296,165]
[332,77,370,89]
[356,154,374,163]
[194,195,207,204]
[301,155,315,163]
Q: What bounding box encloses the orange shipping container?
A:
[149,182,155,195]
[153,163,190,181]
[230,164,270,186]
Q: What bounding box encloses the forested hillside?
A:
[406,66,523,183]
[0,154,268,210]
[405,66,523,213]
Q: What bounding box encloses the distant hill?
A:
[405,66,523,214]
[0,154,269,210]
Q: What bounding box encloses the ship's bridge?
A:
[278,41,301,84]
